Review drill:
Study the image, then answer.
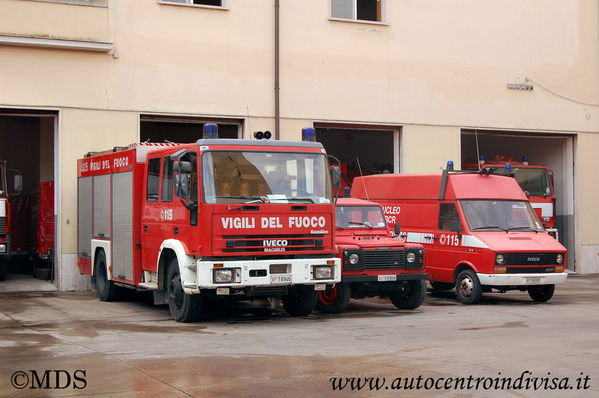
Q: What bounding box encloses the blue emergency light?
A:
[447,160,454,171]
[302,127,316,142]
[505,163,512,171]
[522,156,528,165]
[203,123,218,139]
[479,155,485,161]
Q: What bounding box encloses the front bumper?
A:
[182,257,341,293]
[477,272,568,286]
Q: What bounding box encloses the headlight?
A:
[0,243,6,253]
[495,254,505,265]
[349,253,360,265]
[556,254,564,264]
[213,269,234,283]
[406,252,416,263]
[313,265,333,280]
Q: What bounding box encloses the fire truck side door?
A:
[430,202,465,283]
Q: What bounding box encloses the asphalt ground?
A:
[1,275,598,397]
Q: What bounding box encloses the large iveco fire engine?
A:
[352,164,567,304]
[77,125,341,322]
[0,160,9,280]
[316,198,427,313]
[463,155,558,240]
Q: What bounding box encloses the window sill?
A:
[23,0,108,7]
[0,35,112,53]
[158,1,229,11]
[328,17,389,27]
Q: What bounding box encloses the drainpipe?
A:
[274,0,280,140]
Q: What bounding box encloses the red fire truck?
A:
[77,125,341,322]
[0,160,9,280]
[463,156,558,240]
[316,198,427,313]
[351,166,567,304]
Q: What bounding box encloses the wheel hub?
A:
[168,274,184,309]
[459,276,474,298]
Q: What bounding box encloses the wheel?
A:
[0,259,7,281]
[167,258,202,322]
[527,284,555,302]
[430,281,453,291]
[455,269,483,304]
[94,251,121,302]
[316,283,351,314]
[282,285,318,316]
[390,280,426,310]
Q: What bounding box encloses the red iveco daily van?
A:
[351,168,567,304]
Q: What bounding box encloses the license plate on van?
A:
[378,275,397,282]
[271,274,292,284]
[525,277,542,285]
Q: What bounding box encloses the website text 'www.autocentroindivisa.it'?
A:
[329,371,591,392]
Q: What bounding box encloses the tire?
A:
[455,269,483,304]
[316,283,351,314]
[0,259,6,281]
[167,258,202,322]
[430,281,453,291]
[95,251,121,302]
[527,284,555,302]
[283,285,318,316]
[390,280,426,310]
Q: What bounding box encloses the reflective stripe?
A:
[460,234,489,249]
[405,232,434,244]
[530,203,553,218]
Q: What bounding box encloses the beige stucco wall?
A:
[1,0,598,281]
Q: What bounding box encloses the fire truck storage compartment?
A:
[78,162,136,283]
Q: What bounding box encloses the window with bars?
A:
[163,0,224,7]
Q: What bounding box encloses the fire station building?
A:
[1,0,598,290]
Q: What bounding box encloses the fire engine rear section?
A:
[77,125,340,322]
[0,160,9,280]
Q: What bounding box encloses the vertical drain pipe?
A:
[274,0,280,140]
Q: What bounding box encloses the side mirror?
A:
[175,173,190,199]
[331,166,341,189]
[174,161,192,173]
[450,219,461,232]
[13,174,23,194]
[394,223,401,236]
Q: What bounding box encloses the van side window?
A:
[146,158,161,202]
[438,203,461,231]
[162,157,174,202]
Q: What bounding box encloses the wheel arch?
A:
[453,262,476,283]
[158,239,198,294]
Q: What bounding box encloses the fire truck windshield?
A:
[490,167,552,197]
[202,151,332,204]
[461,200,544,232]
[335,206,387,229]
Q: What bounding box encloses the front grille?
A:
[507,266,558,274]
[222,234,324,253]
[363,250,405,270]
[0,217,5,235]
[502,253,561,266]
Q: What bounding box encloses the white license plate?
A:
[377,274,398,282]
[525,277,542,285]
[271,274,292,284]
[314,283,326,291]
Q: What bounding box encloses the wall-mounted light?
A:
[507,83,533,91]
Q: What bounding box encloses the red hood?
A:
[335,228,404,249]
[472,231,566,252]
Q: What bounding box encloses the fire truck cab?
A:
[351,168,567,304]
[316,198,427,313]
[77,125,341,322]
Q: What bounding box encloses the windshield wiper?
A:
[284,197,314,203]
[471,226,507,231]
[348,221,374,229]
[214,195,268,203]
[506,226,538,232]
